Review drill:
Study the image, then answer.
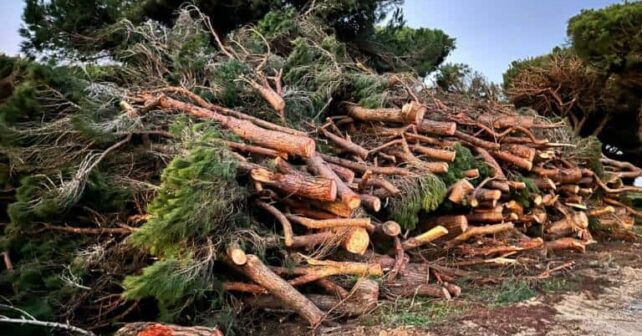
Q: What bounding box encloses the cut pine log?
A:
[420,215,469,241]
[418,119,457,136]
[492,150,533,171]
[545,238,587,253]
[319,128,369,159]
[455,130,500,150]
[286,215,372,230]
[256,200,294,247]
[464,169,480,178]
[319,153,411,175]
[156,95,315,157]
[307,153,361,209]
[388,149,449,173]
[227,243,248,266]
[588,206,615,217]
[311,200,355,218]
[466,210,505,223]
[448,179,475,204]
[360,194,382,212]
[533,167,583,184]
[410,144,456,161]
[401,226,449,250]
[459,238,544,257]
[448,222,515,246]
[224,140,288,159]
[384,262,461,298]
[115,323,223,336]
[343,228,371,255]
[502,144,536,162]
[233,255,325,326]
[370,221,402,237]
[245,278,379,317]
[545,211,588,238]
[478,114,536,129]
[250,168,337,202]
[345,102,425,125]
[475,147,506,179]
[328,162,355,183]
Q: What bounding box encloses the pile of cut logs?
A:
[118,90,642,334]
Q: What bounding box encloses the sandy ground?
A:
[257,240,642,336]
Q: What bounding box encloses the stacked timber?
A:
[116,89,642,333]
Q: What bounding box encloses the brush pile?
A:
[1,6,641,336]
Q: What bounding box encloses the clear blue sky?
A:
[403,0,624,82]
[0,0,625,83]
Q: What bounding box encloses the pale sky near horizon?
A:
[0,0,626,83]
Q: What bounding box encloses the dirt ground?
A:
[255,238,642,336]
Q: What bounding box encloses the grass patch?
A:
[537,277,574,293]
[362,298,465,327]
[465,278,536,307]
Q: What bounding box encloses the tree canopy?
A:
[503,2,642,165]
[21,0,454,76]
